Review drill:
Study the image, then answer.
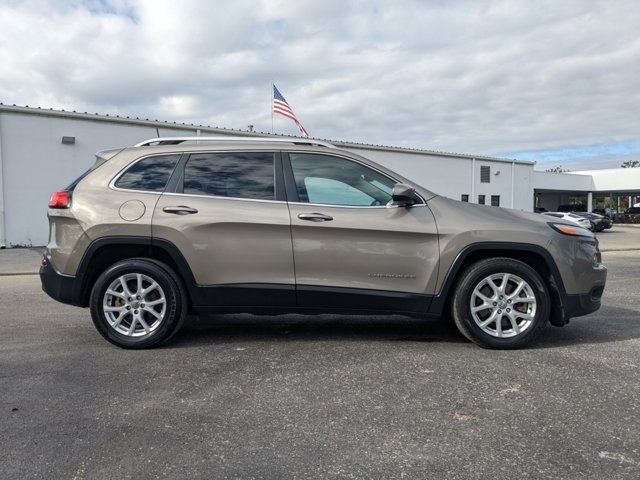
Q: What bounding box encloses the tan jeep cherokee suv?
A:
[40,137,606,349]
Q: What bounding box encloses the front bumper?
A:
[551,265,607,326]
[40,256,84,307]
[561,285,605,318]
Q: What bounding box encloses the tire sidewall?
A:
[453,258,550,349]
[90,259,185,349]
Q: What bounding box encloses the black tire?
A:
[451,257,549,349]
[90,258,187,349]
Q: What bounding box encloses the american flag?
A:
[273,84,309,137]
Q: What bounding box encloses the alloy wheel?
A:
[102,273,166,337]
[470,273,537,338]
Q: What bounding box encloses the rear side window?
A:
[115,155,180,192]
[182,152,275,200]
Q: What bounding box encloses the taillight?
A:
[48,190,71,209]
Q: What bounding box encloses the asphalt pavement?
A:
[0,243,639,478]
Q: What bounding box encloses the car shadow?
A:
[169,314,468,348]
[167,304,640,349]
[533,305,640,349]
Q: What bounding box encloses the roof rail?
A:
[134,136,336,148]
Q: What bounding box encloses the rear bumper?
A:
[40,256,83,307]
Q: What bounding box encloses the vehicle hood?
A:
[426,195,554,230]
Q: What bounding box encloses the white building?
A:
[0,104,534,247]
[533,168,640,213]
[0,104,637,247]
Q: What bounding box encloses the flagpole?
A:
[270,81,274,135]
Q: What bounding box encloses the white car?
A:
[541,212,592,230]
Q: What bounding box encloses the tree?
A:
[621,160,639,168]
[545,165,570,173]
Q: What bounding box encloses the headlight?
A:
[548,222,594,238]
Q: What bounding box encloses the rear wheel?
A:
[451,257,549,349]
[90,258,187,348]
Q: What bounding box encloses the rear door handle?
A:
[163,205,199,215]
[298,213,333,222]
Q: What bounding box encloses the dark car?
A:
[558,204,587,213]
[575,212,611,232]
[624,207,640,224]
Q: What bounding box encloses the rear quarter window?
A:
[114,155,180,192]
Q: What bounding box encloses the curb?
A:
[600,248,640,252]
[0,272,39,276]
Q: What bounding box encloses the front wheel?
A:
[90,258,187,349]
[451,257,550,349]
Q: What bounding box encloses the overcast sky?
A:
[1,0,639,170]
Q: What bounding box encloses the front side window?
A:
[115,155,180,192]
[183,152,275,200]
[289,153,396,206]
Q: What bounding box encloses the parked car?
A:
[598,213,613,230]
[40,137,607,350]
[541,212,593,230]
[574,212,612,232]
[621,207,640,224]
[558,204,587,213]
[591,210,614,228]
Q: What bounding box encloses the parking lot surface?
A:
[1,249,639,478]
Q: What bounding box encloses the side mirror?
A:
[388,183,419,208]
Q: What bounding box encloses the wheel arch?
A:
[429,242,567,325]
[75,236,198,308]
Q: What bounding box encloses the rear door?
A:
[152,150,295,307]
[284,152,440,312]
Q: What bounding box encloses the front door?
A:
[284,152,440,312]
[153,150,295,307]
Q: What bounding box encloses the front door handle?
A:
[298,213,333,222]
[163,205,199,215]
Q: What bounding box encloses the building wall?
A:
[0,108,534,247]
[571,168,640,192]
[532,171,593,191]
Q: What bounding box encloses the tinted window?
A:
[115,155,180,192]
[290,154,396,206]
[183,152,275,200]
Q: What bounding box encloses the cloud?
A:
[0,0,639,169]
